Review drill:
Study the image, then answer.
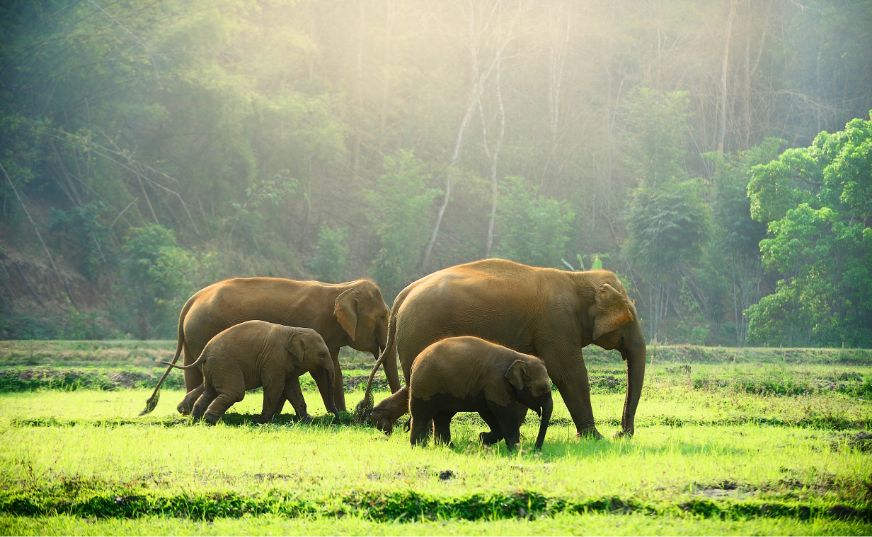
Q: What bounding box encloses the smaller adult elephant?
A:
[409,336,553,451]
[166,320,338,425]
[141,277,390,416]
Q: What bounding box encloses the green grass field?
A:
[0,341,870,535]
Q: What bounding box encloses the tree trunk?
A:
[484,44,505,256]
[422,1,508,269]
[717,0,736,154]
[377,0,395,155]
[351,0,365,180]
[0,162,78,308]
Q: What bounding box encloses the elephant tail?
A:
[355,288,405,422]
[140,295,195,416]
[160,352,205,370]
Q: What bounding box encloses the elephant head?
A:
[581,277,646,437]
[287,328,338,416]
[369,387,408,434]
[505,358,553,450]
[334,280,390,357]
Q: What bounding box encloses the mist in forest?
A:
[1,1,870,346]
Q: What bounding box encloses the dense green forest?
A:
[1,0,870,346]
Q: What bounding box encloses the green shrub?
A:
[115,225,196,339]
[307,225,348,282]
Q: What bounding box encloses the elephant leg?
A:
[409,398,434,447]
[477,407,504,445]
[490,402,522,452]
[192,385,217,421]
[284,377,310,422]
[329,347,346,412]
[511,403,528,424]
[409,417,432,447]
[203,391,243,425]
[540,345,602,439]
[177,384,204,415]
[203,374,245,425]
[258,381,285,424]
[433,412,454,446]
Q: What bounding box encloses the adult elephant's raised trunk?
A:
[619,321,646,437]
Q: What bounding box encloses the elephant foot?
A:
[479,431,501,446]
[577,426,604,440]
[203,413,220,426]
[614,428,634,439]
[297,413,313,424]
[177,402,193,415]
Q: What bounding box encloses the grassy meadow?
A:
[0,341,870,535]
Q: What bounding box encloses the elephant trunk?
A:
[620,322,646,437]
[534,396,553,451]
[325,367,339,417]
[370,346,382,369]
[377,319,388,354]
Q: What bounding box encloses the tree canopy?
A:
[1,1,870,345]
[747,113,872,346]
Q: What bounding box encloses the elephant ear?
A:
[284,331,307,366]
[334,288,358,341]
[592,283,634,341]
[505,360,528,391]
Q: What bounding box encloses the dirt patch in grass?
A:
[344,375,388,392]
[251,473,298,482]
[830,431,872,452]
[694,480,745,499]
[0,367,183,392]
[848,431,872,452]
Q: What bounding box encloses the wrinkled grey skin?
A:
[408,336,553,452]
[358,258,645,440]
[141,277,388,416]
[168,320,337,425]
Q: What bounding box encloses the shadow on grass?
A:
[537,437,748,459]
[11,412,744,458]
[217,411,355,427]
[431,433,749,459]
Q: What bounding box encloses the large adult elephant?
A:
[142,277,389,415]
[357,258,646,438]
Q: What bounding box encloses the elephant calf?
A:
[408,336,553,451]
[166,320,338,425]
